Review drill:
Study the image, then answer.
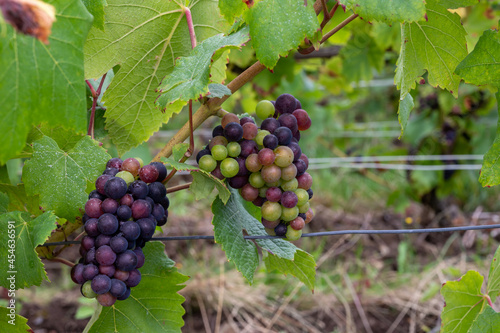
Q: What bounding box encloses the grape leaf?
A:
[0,211,57,289]
[156,27,249,110]
[219,0,247,24]
[0,307,31,332]
[190,171,231,204]
[395,0,468,99]
[338,0,426,24]
[161,158,198,172]
[264,250,316,291]
[81,0,107,30]
[487,244,500,302]
[27,125,86,154]
[172,143,189,162]
[208,83,232,98]
[0,0,92,164]
[479,92,500,187]
[441,270,486,333]
[84,0,226,155]
[469,306,500,333]
[398,93,414,138]
[438,0,479,9]
[341,33,384,83]
[84,241,188,333]
[23,136,110,220]
[0,193,8,214]
[455,29,500,87]
[0,184,41,216]
[247,0,320,69]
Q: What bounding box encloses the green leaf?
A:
[156,27,250,110]
[208,83,232,98]
[398,93,414,138]
[0,212,57,289]
[469,306,500,333]
[172,143,190,162]
[84,241,188,333]
[441,270,486,333]
[0,0,92,164]
[161,158,199,171]
[0,184,41,216]
[487,245,500,302]
[27,125,85,153]
[247,0,320,69]
[219,0,247,24]
[81,0,108,30]
[395,0,468,99]
[455,29,500,87]
[0,307,31,332]
[479,92,500,187]
[338,0,426,24]
[264,250,316,291]
[0,193,8,214]
[341,33,385,83]
[84,0,226,155]
[23,136,110,220]
[438,0,479,9]
[190,171,231,204]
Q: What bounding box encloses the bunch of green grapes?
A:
[197,94,314,240]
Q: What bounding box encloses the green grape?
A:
[265,179,282,188]
[227,142,241,157]
[261,165,281,183]
[274,146,294,167]
[211,145,228,161]
[281,206,299,221]
[199,155,217,172]
[281,178,298,191]
[136,157,144,168]
[249,172,265,188]
[285,226,302,241]
[281,164,297,181]
[256,100,275,119]
[259,186,269,198]
[255,130,270,146]
[295,189,309,206]
[298,202,310,214]
[81,280,97,298]
[265,227,276,236]
[220,158,239,178]
[262,201,282,221]
[116,171,135,185]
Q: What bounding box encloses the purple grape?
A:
[298,213,307,220]
[110,279,127,298]
[144,196,155,211]
[135,238,146,248]
[275,94,297,114]
[279,114,298,134]
[240,117,255,126]
[103,167,119,176]
[96,245,117,266]
[95,234,111,248]
[212,125,224,137]
[117,287,131,301]
[106,158,123,169]
[95,175,112,195]
[223,122,243,142]
[85,198,103,218]
[133,248,145,269]
[159,196,170,212]
[88,190,106,201]
[117,205,132,221]
[148,182,166,203]
[139,164,159,183]
[295,98,302,110]
[82,264,99,281]
[266,187,282,202]
[281,191,298,208]
[252,197,266,207]
[97,293,117,307]
[71,264,85,284]
[196,148,211,164]
[236,157,249,176]
[288,142,302,162]
[293,130,301,142]
[81,236,95,251]
[307,188,313,199]
[261,118,280,134]
[104,177,128,200]
[131,199,151,220]
[79,246,87,258]
[228,175,249,189]
[85,247,96,264]
[137,218,156,240]
[120,193,134,207]
[274,223,287,236]
[263,134,278,150]
[101,198,119,214]
[152,204,166,223]
[150,162,167,182]
[240,140,258,158]
[82,214,91,224]
[294,160,307,176]
[84,218,99,237]
[125,269,141,288]
[120,221,141,241]
[115,250,138,271]
[114,270,129,282]
[127,239,136,250]
[99,265,116,277]
[98,213,119,235]
[110,235,128,254]
[274,127,293,146]
[91,274,112,294]
[129,180,149,199]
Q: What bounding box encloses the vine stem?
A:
[184,7,197,49]
[320,14,359,44]
[85,73,107,140]
[167,182,192,194]
[48,257,75,268]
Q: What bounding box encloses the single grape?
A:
[81,280,97,298]
[95,175,112,195]
[265,187,282,202]
[82,214,91,224]
[81,236,95,251]
[305,208,314,223]
[242,122,258,140]
[240,116,255,126]
[209,136,228,149]
[71,263,86,284]
[137,218,156,240]
[121,158,141,177]
[211,145,228,161]
[293,130,301,142]
[89,190,106,201]
[281,178,298,191]
[125,269,141,288]
[285,226,302,241]
[159,195,170,210]
[120,193,134,207]
[261,165,281,184]
[262,201,282,221]
[275,94,297,114]
[278,113,298,134]
[212,125,224,137]
[240,183,259,201]
[281,164,297,181]
[109,279,127,298]
[294,160,307,176]
[106,158,123,170]
[281,191,298,208]
[110,235,128,254]
[199,154,217,172]
[115,250,138,271]
[196,148,211,164]
[274,127,293,146]
[98,213,119,235]
[150,162,168,182]
[97,293,117,307]
[133,248,145,269]
[258,148,275,166]
[281,206,299,221]
[99,265,116,278]
[292,109,311,131]
[226,142,241,157]
[261,118,280,134]
[91,274,112,294]
[252,196,266,207]
[274,223,287,236]
[249,172,266,188]
[228,175,249,189]
[236,157,249,176]
[262,218,280,229]
[240,140,258,158]
[96,245,117,266]
[259,186,269,198]
[148,182,167,203]
[211,165,224,180]
[274,146,294,167]
[255,130,270,146]
[117,287,131,301]
[101,198,119,214]
[95,234,111,248]
[220,158,239,178]
[221,113,239,128]
[145,196,155,210]
[117,205,132,221]
[295,189,309,206]
[245,154,262,173]
[127,239,136,250]
[131,199,151,220]
[223,122,243,142]
[103,167,119,176]
[84,218,100,237]
[288,142,302,162]
[115,171,135,185]
[298,202,310,214]
[85,247,95,264]
[139,164,159,183]
[297,172,313,190]
[104,177,128,200]
[114,270,130,282]
[295,98,302,110]
[300,154,309,168]
[152,203,166,224]
[298,213,306,220]
[265,227,276,236]
[129,180,149,199]
[263,134,279,150]
[85,198,103,218]
[255,100,275,119]
[307,188,313,199]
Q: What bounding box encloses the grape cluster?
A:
[71,157,169,306]
[197,94,314,240]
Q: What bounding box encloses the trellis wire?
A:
[308,163,482,171]
[308,154,483,163]
[40,224,500,247]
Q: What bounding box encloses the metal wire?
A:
[308,162,483,171]
[308,154,484,163]
[39,224,500,246]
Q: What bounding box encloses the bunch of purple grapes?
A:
[71,157,169,306]
[196,94,315,240]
